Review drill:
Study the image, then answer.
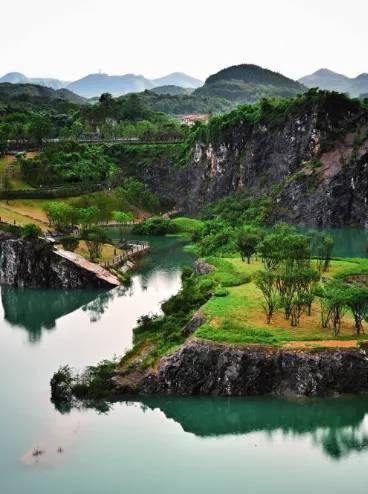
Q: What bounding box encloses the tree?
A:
[259,231,311,272]
[345,285,368,335]
[2,173,12,193]
[254,271,279,324]
[112,211,134,224]
[70,120,84,139]
[290,294,307,327]
[28,114,52,145]
[77,206,100,228]
[45,202,78,231]
[316,234,335,272]
[59,236,79,252]
[99,93,113,107]
[81,227,109,261]
[317,281,348,336]
[236,229,260,263]
[22,223,42,239]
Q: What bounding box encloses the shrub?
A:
[59,236,79,252]
[22,223,42,239]
[132,217,177,235]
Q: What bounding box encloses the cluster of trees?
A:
[44,199,133,232]
[20,142,119,186]
[191,89,366,145]
[0,113,55,150]
[192,192,270,256]
[251,225,368,335]
[0,88,187,157]
[132,217,177,235]
[77,93,185,141]
[316,281,368,336]
[255,227,320,326]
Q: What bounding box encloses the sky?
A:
[1,0,367,82]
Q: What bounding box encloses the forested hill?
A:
[194,64,305,103]
[0,83,86,108]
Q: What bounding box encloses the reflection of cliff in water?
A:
[1,286,126,342]
[130,395,368,460]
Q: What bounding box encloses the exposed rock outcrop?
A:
[193,260,215,275]
[117,94,368,227]
[139,339,368,397]
[181,313,207,337]
[0,238,120,288]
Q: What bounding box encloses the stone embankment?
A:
[112,337,368,397]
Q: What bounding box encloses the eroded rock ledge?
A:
[119,338,368,397]
[0,238,120,288]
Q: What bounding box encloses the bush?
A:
[214,287,229,297]
[59,236,79,252]
[132,217,177,235]
[22,223,42,239]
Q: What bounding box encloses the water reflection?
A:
[1,286,120,342]
[82,286,130,322]
[300,227,368,258]
[126,395,368,460]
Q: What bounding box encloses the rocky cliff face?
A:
[0,238,119,288]
[123,95,368,227]
[139,339,368,397]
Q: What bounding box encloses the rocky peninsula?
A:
[0,235,120,289]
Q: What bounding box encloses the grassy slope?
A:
[0,153,37,190]
[195,257,368,347]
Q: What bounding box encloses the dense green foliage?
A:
[20,142,118,186]
[132,89,232,115]
[132,217,177,235]
[44,181,160,231]
[191,89,366,145]
[192,192,270,256]
[21,223,42,239]
[123,268,216,368]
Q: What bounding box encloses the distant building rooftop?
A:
[180,114,209,125]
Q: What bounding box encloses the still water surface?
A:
[1,233,368,493]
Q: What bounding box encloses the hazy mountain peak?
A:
[0,72,29,83]
[299,68,368,96]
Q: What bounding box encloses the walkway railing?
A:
[103,241,150,268]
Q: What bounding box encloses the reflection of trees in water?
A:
[126,395,368,460]
[1,286,107,343]
[82,286,130,322]
[313,426,368,459]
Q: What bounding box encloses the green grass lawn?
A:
[194,256,368,347]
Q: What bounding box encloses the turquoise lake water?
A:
[1,233,368,493]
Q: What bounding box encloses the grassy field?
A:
[195,256,368,348]
[72,241,123,263]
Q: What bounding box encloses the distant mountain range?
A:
[0,71,203,98]
[0,72,68,90]
[299,69,368,97]
[134,64,307,115]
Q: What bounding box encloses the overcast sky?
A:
[1,0,367,82]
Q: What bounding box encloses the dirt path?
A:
[283,340,358,349]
